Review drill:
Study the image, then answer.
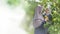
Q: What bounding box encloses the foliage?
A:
[7,0,20,6]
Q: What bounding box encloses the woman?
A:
[33,5,49,34]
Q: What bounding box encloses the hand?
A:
[45,16,49,21]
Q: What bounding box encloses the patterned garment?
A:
[33,5,44,28]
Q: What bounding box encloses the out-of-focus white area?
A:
[35,0,40,2]
[0,0,28,34]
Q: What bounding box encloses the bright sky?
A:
[0,0,28,34]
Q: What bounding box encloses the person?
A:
[43,8,52,34]
[33,5,49,34]
[43,8,52,25]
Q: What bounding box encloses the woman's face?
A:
[45,8,49,13]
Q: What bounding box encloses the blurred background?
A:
[0,0,60,34]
